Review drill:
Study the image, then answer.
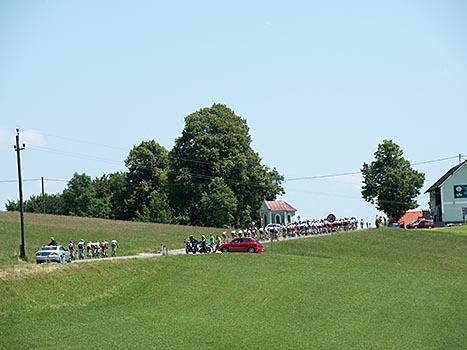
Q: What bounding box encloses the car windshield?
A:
[40,246,57,251]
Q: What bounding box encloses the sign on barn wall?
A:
[454,185,467,199]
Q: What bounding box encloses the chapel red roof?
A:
[264,200,297,212]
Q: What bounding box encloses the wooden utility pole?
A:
[41,177,46,214]
[14,129,27,260]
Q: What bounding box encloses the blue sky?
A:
[1,0,466,222]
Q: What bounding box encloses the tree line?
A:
[6,104,284,227]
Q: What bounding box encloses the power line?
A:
[23,144,278,189]
[25,132,467,183]
[39,132,128,151]
[30,143,223,168]
[286,187,426,206]
[39,132,230,167]
[412,155,460,166]
[284,154,463,182]
[1,154,464,190]
[28,146,123,166]
[284,171,361,182]
[0,178,41,183]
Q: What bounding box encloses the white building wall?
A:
[441,164,467,223]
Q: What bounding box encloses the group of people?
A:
[184,216,361,254]
[375,215,388,228]
[48,215,365,259]
[47,237,119,260]
[223,216,360,241]
[273,217,360,238]
[185,234,222,254]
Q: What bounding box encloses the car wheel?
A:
[222,247,229,253]
[248,247,256,253]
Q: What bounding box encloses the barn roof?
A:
[425,161,467,193]
[264,200,297,212]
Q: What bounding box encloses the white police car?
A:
[35,245,71,264]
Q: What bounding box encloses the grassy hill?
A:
[0,212,221,266]
[1,214,467,349]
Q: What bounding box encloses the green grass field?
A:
[0,212,220,266]
[1,213,467,349]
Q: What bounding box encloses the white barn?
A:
[425,160,467,224]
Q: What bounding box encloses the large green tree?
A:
[361,140,425,222]
[5,173,124,219]
[90,173,128,220]
[198,178,238,227]
[124,140,173,223]
[62,173,111,218]
[168,104,284,226]
[23,194,64,214]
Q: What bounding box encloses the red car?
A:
[218,237,264,253]
[406,218,434,229]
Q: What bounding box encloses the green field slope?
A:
[0,212,220,266]
[1,223,466,349]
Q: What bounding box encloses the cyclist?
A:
[68,240,75,260]
[111,239,119,257]
[100,240,109,258]
[86,240,93,258]
[93,241,100,258]
[77,239,85,260]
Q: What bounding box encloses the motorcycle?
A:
[185,240,198,254]
[197,242,212,254]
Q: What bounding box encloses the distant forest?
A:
[6,104,284,227]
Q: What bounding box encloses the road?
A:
[71,229,355,264]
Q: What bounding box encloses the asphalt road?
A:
[71,229,357,264]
